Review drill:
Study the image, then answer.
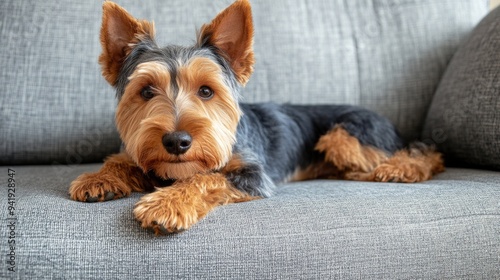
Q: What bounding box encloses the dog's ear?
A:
[99,1,155,86]
[198,0,254,85]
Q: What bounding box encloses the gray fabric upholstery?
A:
[0,0,488,164]
[0,1,121,165]
[2,0,499,279]
[0,165,499,279]
[422,6,500,170]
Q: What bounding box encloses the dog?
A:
[69,0,444,235]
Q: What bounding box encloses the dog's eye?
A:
[197,86,214,100]
[140,86,155,101]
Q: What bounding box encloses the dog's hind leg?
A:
[345,143,445,183]
[315,126,444,183]
[315,125,389,174]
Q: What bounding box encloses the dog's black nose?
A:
[162,131,192,155]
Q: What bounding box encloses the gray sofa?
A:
[1,0,499,279]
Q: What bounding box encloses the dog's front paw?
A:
[133,173,257,235]
[69,172,132,202]
[133,188,201,234]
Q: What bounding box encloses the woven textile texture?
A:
[422,6,500,170]
[0,165,499,279]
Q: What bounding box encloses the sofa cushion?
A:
[0,0,488,165]
[422,6,500,170]
[1,165,499,278]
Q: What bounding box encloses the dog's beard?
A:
[126,129,234,181]
[151,160,207,180]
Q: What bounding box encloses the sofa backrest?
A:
[0,0,489,165]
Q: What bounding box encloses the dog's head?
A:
[99,0,254,179]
